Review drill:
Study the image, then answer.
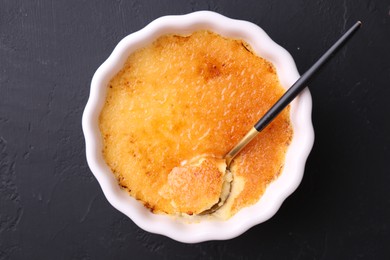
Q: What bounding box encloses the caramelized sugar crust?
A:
[99,30,293,217]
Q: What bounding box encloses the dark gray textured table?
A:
[1,0,389,259]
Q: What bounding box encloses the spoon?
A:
[205,21,362,214]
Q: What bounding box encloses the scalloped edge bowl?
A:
[82,11,314,243]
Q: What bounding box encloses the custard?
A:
[99,30,293,219]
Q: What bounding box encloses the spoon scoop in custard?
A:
[159,157,232,215]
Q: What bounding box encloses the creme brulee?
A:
[99,30,293,219]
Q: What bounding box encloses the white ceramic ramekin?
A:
[82,11,314,243]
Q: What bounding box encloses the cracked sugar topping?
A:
[99,30,293,219]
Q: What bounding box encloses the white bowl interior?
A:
[82,11,314,243]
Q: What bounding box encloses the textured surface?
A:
[99,30,292,216]
[0,0,389,259]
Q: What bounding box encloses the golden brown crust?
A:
[99,30,293,217]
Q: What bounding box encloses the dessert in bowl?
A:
[82,11,314,243]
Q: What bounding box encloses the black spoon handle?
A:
[225,21,361,165]
[254,21,362,132]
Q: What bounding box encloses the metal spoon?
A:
[204,21,362,214]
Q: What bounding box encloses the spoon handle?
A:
[225,21,362,165]
[254,21,361,132]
